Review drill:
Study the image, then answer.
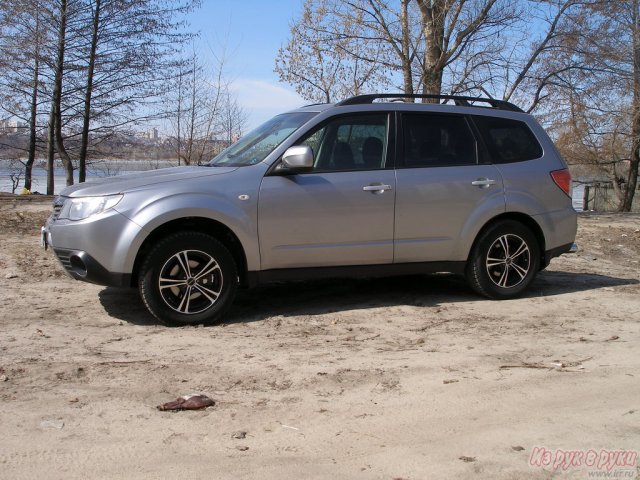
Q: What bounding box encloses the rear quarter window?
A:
[472,116,543,164]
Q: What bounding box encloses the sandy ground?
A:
[0,195,639,480]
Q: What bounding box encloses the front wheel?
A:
[139,232,237,326]
[466,221,540,299]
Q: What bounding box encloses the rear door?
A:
[394,112,505,263]
[258,113,396,270]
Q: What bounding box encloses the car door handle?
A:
[471,178,497,188]
[363,184,393,193]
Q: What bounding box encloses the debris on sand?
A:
[459,456,476,462]
[500,356,593,372]
[500,362,550,370]
[40,419,64,429]
[232,431,247,439]
[157,393,215,411]
[550,356,593,369]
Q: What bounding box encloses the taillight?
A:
[551,169,571,197]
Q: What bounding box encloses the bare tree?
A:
[414,0,517,97]
[275,0,389,103]
[47,0,74,192]
[623,0,640,211]
[0,0,50,192]
[2,0,199,193]
[170,47,246,165]
[276,0,523,102]
[72,0,199,181]
[219,91,248,146]
[8,160,26,194]
[77,0,100,183]
[543,0,639,210]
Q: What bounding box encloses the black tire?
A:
[466,220,540,299]
[139,232,237,326]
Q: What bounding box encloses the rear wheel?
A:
[139,232,237,326]
[466,221,540,299]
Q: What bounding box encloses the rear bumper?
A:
[543,242,574,268]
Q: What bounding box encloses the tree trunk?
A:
[186,58,197,165]
[47,0,73,190]
[46,97,55,195]
[400,0,414,99]
[176,67,184,166]
[620,0,640,211]
[79,0,101,183]
[24,8,40,192]
[53,0,73,186]
[416,0,445,99]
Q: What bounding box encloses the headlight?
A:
[61,195,123,221]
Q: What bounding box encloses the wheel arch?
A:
[467,212,546,268]
[131,217,249,288]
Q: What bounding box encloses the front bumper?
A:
[51,247,132,287]
[42,224,132,287]
[41,204,144,287]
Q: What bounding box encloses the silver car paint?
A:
[258,170,396,269]
[61,166,237,197]
[47,165,266,273]
[394,164,505,262]
[44,101,577,282]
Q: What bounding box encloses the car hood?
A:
[60,166,237,197]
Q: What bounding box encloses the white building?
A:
[147,128,159,140]
[0,119,27,133]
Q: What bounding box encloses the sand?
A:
[0,195,638,479]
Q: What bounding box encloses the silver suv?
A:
[42,94,577,326]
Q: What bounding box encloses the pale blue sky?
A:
[188,0,306,130]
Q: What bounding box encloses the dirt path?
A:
[1,197,638,479]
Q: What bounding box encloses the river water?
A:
[0,159,177,195]
[0,159,586,211]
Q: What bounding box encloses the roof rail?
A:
[336,94,523,112]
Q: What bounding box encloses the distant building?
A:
[147,128,159,140]
[0,119,27,133]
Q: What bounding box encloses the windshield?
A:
[209,112,316,167]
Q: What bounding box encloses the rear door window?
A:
[401,114,477,167]
[472,116,543,164]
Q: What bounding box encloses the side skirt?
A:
[245,261,466,287]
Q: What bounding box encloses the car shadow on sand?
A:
[98,270,638,327]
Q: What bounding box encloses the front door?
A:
[258,113,395,270]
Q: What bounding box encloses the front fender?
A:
[115,190,259,273]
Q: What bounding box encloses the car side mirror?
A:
[278,146,314,173]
